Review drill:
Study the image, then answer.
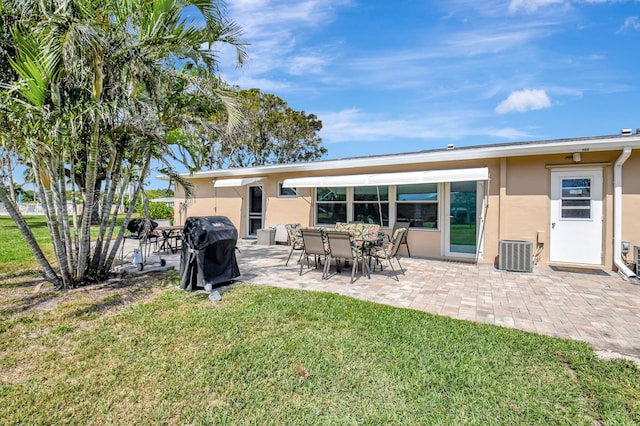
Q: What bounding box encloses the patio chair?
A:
[370,227,407,281]
[299,228,330,277]
[284,223,304,266]
[325,230,367,283]
[388,221,411,257]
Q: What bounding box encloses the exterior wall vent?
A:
[498,240,533,272]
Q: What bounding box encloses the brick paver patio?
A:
[231,243,640,358]
[134,238,640,360]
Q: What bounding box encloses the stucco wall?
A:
[174,180,244,232]
[173,148,638,270]
[497,156,551,266]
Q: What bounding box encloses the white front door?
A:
[549,169,603,265]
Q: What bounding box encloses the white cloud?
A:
[444,24,557,56]
[491,127,534,139]
[618,16,640,33]
[227,0,347,31]
[320,109,440,142]
[509,0,566,13]
[319,109,535,144]
[223,75,291,92]
[495,89,552,114]
[218,0,351,87]
[287,55,329,75]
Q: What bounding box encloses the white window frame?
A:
[352,186,390,227]
[313,185,441,230]
[277,181,298,198]
[395,183,440,231]
[315,187,348,225]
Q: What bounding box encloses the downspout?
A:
[613,147,636,280]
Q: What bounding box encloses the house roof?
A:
[175,132,640,180]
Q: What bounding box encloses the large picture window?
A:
[396,183,438,229]
[314,183,441,229]
[353,186,389,226]
[316,187,347,224]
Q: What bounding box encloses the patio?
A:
[131,239,640,359]
[232,243,640,359]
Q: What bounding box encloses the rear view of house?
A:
[172,132,640,279]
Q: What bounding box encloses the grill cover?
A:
[179,216,240,291]
[127,218,158,236]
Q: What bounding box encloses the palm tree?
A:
[1,0,246,287]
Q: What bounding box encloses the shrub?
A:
[135,202,173,224]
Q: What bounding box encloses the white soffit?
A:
[213,177,264,187]
[282,167,489,188]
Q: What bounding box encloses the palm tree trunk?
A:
[104,149,152,273]
[55,153,75,276]
[76,120,100,279]
[36,163,72,288]
[0,180,61,286]
[90,147,123,273]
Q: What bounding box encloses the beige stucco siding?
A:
[264,195,313,228]
[495,152,617,268]
[172,146,639,270]
[174,180,244,232]
[500,156,550,242]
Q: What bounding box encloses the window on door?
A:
[560,178,591,219]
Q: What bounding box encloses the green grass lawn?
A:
[0,216,127,275]
[1,217,639,424]
[0,216,55,274]
[1,273,638,425]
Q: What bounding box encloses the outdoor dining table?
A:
[157,225,183,253]
[355,233,385,278]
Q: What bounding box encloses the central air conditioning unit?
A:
[634,246,640,275]
[498,240,533,272]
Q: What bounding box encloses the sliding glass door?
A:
[445,181,479,257]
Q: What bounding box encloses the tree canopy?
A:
[189,88,327,169]
[0,0,246,288]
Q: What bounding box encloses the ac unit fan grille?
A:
[499,240,533,272]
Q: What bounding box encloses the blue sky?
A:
[213,0,640,161]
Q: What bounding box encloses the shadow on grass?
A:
[0,276,49,289]
[61,271,177,319]
[0,291,61,318]
[63,293,128,319]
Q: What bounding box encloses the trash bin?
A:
[257,228,276,245]
[179,216,240,291]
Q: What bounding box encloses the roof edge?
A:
[171,133,640,180]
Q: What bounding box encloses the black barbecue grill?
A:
[179,216,240,291]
